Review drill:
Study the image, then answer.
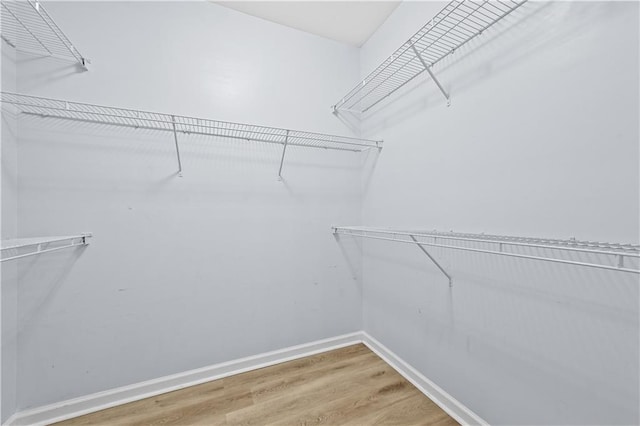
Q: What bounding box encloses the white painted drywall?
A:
[354,1,639,425]
[7,1,639,424]
[1,40,19,423]
[13,1,366,410]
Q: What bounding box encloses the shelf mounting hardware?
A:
[410,235,453,286]
[277,129,290,180]
[170,115,183,177]
[410,44,450,107]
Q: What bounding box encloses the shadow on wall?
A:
[17,247,89,337]
[358,237,639,423]
[2,111,19,191]
[353,1,617,137]
[14,114,365,203]
[331,109,360,136]
[16,55,86,92]
[333,232,362,281]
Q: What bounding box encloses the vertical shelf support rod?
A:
[171,115,183,177]
[277,129,290,180]
[411,44,450,106]
[410,234,453,286]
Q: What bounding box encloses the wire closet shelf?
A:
[332,0,527,114]
[1,92,382,152]
[1,234,91,262]
[333,227,640,277]
[0,0,87,68]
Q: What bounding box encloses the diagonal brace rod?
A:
[171,115,183,176]
[277,130,290,180]
[411,44,450,105]
[410,235,453,286]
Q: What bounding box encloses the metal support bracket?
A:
[277,130,290,181]
[171,115,183,177]
[411,44,451,107]
[410,235,453,286]
[79,57,90,71]
[81,232,92,245]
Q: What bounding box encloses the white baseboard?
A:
[6,332,362,426]
[361,332,488,426]
[6,331,486,426]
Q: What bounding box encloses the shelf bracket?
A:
[411,44,450,107]
[171,115,183,177]
[410,235,453,286]
[277,130,290,181]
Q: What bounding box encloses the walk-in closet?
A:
[1,1,638,425]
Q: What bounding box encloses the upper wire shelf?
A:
[333,227,640,284]
[1,234,91,262]
[1,92,382,178]
[1,0,87,68]
[332,0,527,114]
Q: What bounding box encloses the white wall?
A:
[354,1,639,425]
[13,1,366,410]
[1,40,19,423]
[6,1,639,424]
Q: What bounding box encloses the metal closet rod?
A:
[333,226,640,276]
[0,234,92,262]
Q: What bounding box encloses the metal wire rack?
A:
[1,234,91,262]
[332,0,527,114]
[1,0,87,68]
[1,92,382,177]
[333,226,640,285]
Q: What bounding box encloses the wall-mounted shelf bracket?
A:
[410,235,453,286]
[1,233,92,262]
[170,115,183,177]
[277,129,290,181]
[410,44,450,107]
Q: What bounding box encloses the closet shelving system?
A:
[0,0,88,69]
[1,92,383,178]
[333,227,640,285]
[0,234,92,262]
[332,0,527,114]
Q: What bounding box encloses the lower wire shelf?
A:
[1,234,92,262]
[333,226,640,284]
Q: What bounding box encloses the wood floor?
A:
[54,344,458,425]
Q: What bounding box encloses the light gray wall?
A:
[8,1,639,424]
[14,1,365,410]
[1,40,19,423]
[356,1,639,425]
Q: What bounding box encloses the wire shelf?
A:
[1,0,87,68]
[1,92,382,153]
[333,226,640,277]
[1,234,91,262]
[332,0,527,114]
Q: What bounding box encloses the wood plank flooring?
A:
[54,344,458,425]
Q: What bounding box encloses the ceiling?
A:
[215,1,400,47]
